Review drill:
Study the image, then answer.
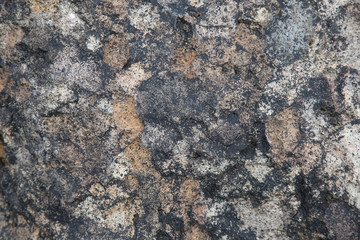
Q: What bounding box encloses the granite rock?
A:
[0,0,360,239]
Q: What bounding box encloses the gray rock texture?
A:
[0,0,360,239]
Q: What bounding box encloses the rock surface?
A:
[1,0,360,239]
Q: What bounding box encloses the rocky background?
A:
[0,0,360,239]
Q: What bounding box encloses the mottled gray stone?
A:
[1,0,360,239]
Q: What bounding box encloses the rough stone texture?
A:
[0,0,360,239]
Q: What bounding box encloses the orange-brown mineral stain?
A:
[6,27,25,49]
[265,108,300,163]
[29,0,59,14]
[0,68,31,101]
[0,139,5,160]
[104,0,129,20]
[0,67,8,93]
[192,203,206,225]
[173,47,197,78]
[297,142,321,174]
[14,78,32,102]
[113,96,144,145]
[266,108,322,173]
[0,25,25,64]
[125,137,158,178]
[179,179,200,205]
[234,23,272,86]
[104,35,129,69]
[179,178,209,240]
[111,95,208,238]
[185,224,210,240]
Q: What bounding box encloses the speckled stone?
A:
[1,0,360,239]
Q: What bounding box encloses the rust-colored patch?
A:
[54,142,102,188]
[0,138,5,160]
[57,144,84,169]
[179,179,200,205]
[235,24,264,55]
[0,25,25,63]
[234,24,272,87]
[297,142,321,174]
[173,48,197,78]
[107,184,130,200]
[104,35,129,69]
[266,109,320,172]
[15,78,32,102]
[113,96,144,145]
[0,67,8,92]
[177,178,206,238]
[42,114,70,134]
[193,203,206,225]
[7,27,25,49]
[89,183,105,198]
[157,179,176,214]
[266,108,300,163]
[185,224,210,240]
[125,138,157,177]
[115,62,152,96]
[3,77,32,102]
[104,0,129,20]
[4,214,41,240]
[29,0,59,14]
[124,174,140,190]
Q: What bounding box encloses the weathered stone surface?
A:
[1,0,360,239]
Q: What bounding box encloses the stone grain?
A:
[1,0,360,239]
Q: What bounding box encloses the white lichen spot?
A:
[108,152,129,180]
[129,3,160,34]
[317,0,353,18]
[234,199,292,240]
[104,203,127,231]
[74,197,103,223]
[266,0,314,63]
[302,100,328,141]
[74,181,140,235]
[259,101,274,117]
[205,201,226,218]
[20,64,27,74]
[172,139,190,170]
[50,47,102,92]
[74,197,135,234]
[254,7,272,26]
[342,71,360,118]
[191,156,232,176]
[204,196,296,239]
[59,4,84,38]
[35,85,75,113]
[336,12,360,70]
[86,35,102,52]
[324,124,360,209]
[97,98,113,114]
[116,62,151,97]
[245,163,271,183]
[187,0,204,8]
[200,1,238,27]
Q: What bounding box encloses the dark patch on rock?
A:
[1,0,360,239]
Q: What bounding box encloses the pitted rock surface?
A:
[1,0,360,239]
